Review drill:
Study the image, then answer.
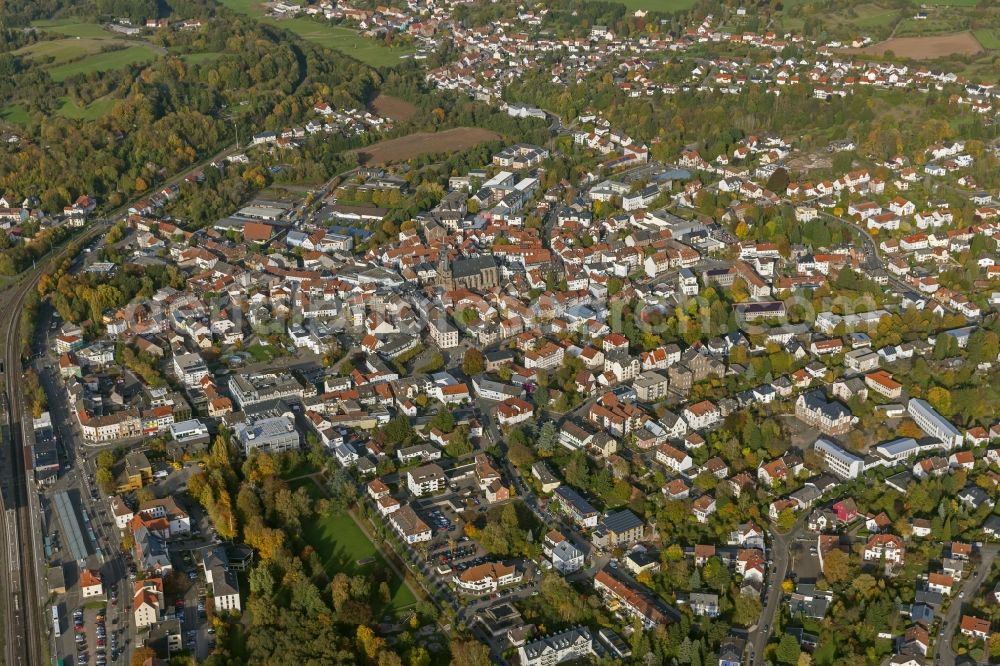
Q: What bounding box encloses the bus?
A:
[51,605,60,638]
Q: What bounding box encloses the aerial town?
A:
[1,0,1000,666]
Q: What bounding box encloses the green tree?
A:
[776,634,801,666]
[733,594,762,627]
[430,410,456,433]
[536,421,558,456]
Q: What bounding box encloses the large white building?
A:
[234,414,300,455]
[908,398,962,449]
[172,352,209,388]
[406,463,446,496]
[517,627,595,666]
[543,531,584,574]
[390,505,432,543]
[202,547,242,613]
[453,562,522,593]
[228,372,306,409]
[428,315,459,349]
[813,438,864,480]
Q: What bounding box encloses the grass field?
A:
[853,7,900,30]
[57,96,117,120]
[273,20,415,67]
[1,105,31,125]
[20,20,161,81]
[597,0,699,11]
[217,0,415,67]
[217,0,262,12]
[244,343,287,362]
[15,38,123,66]
[293,483,417,615]
[48,46,158,81]
[32,19,114,39]
[894,15,969,37]
[909,0,980,5]
[974,29,1000,50]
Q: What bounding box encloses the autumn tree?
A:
[449,639,491,666]
[927,386,952,416]
[822,548,850,584]
[462,347,485,376]
[132,647,157,666]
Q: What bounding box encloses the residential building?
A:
[407,463,446,496]
[454,562,522,594]
[864,534,905,565]
[517,627,595,666]
[553,486,599,529]
[390,505,432,543]
[543,530,584,574]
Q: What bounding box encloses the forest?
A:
[0,12,379,216]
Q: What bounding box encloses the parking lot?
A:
[423,507,457,535]
[71,602,125,666]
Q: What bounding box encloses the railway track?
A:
[0,140,238,665]
[0,222,108,666]
[2,273,45,666]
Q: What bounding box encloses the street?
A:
[934,544,1000,666]
[747,516,807,665]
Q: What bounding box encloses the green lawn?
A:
[974,29,1000,50]
[894,16,968,36]
[32,19,114,39]
[269,20,414,67]
[288,476,322,498]
[303,507,418,615]
[22,19,162,81]
[217,0,414,67]
[217,0,265,12]
[244,343,286,362]
[1,105,31,125]
[853,8,900,29]
[15,38,123,66]
[597,0,699,11]
[48,45,158,81]
[284,460,322,482]
[57,96,117,120]
[909,0,979,5]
